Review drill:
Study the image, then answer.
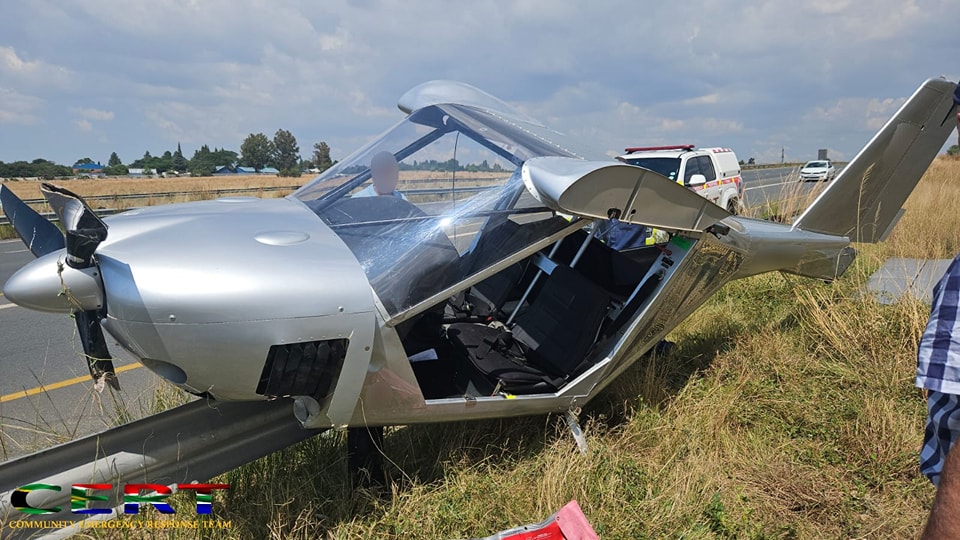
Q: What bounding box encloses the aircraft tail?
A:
[792,78,959,243]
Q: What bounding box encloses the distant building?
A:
[212,165,236,175]
[127,168,155,177]
[235,166,257,174]
[259,167,279,175]
[73,163,104,176]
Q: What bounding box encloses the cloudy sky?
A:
[0,0,957,167]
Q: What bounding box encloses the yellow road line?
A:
[0,363,143,403]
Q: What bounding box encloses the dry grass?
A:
[882,157,960,260]
[0,175,302,200]
[741,168,826,222]
[0,172,507,232]
[0,170,506,201]
[0,175,303,234]
[22,159,960,538]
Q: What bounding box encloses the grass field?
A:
[6,158,960,538]
[0,175,304,240]
[0,171,508,240]
[0,174,303,200]
[0,170,505,200]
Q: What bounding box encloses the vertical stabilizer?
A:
[792,78,959,243]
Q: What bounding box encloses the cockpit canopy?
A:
[292,102,586,319]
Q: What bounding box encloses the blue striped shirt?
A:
[917,254,960,394]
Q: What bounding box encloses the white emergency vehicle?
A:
[617,145,743,214]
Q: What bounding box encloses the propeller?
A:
[0,184,64,257]
[40,184,109,269]
[0,183,120,391]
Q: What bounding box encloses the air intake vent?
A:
[256,339,349,401]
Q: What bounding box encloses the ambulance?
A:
[617,145,743,214]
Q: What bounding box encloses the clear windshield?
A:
[622,157,681,182]
[293,104,579,317]
[804,161,828,169]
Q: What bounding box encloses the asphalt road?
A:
[740,165,837,212]
[0,239,159,462]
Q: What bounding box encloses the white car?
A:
[799,160,836,182]
[617,145,743,214]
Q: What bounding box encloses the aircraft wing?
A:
[521,156,731,233]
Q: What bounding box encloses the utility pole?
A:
[781,147,784,164]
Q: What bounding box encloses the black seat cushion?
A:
[467,263,524,317]
[512,264,611,375]
[448,264,611,394]
[549,229,651,299]
[446,323,560,394]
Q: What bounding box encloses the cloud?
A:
[75,108,115,121]
[701,118,745,134]
[804,96,908,131]
[0,0,955,164]
[0,45,70,88]
[0,87,43,125]
[0,46,42,73]
[659,119,685,131]
[74,119,92,132]
[682,94,721,106]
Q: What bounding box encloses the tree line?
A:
[0,129,336,179]
[0,159,75,179]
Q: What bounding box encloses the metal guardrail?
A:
[0,398,324,538]
[0,186,498,226]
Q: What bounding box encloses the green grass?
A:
[26,159,960,538]
[94,267,929,539]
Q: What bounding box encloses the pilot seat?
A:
[447,263,611,395]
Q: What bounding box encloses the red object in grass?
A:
[472,500,600,540]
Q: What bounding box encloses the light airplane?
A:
[1,79,957,440]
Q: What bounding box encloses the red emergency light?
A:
[624,144,695,154]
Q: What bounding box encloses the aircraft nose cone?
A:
[2,251,104,313]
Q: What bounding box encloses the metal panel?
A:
[866,257,953,304]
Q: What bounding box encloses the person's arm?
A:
[923,441,960,538]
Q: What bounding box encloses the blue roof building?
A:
[73,163,104,175]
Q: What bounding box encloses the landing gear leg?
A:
[564,410,589,455]
[347,426,385,488]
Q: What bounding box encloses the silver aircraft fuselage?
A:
[3,78,957,430]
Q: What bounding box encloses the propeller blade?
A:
[0,185,65,257]
[36,185,116,389]
[40,183,108,269]
[75,310,120,392]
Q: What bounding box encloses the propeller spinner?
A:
[0,184,120,391]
